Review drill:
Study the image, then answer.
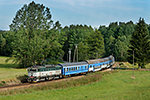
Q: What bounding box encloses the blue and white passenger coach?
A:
[58,61,88,76]
[86,55,115,72]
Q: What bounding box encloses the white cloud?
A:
[49,0,142,14]
[51,0,116,8]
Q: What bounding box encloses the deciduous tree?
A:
[9,1,60,67]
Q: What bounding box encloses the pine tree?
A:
[128,18,150,68]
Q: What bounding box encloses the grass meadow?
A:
[0,56,150,99]
[0,70,150,100]
[0,56,27,85]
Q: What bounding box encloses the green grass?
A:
[146,63,150,68]
[0,56,27,82]
[0,56,14,64]
[0,67,26,80]
[123,62,150,68]
[0,70,150,100]
[0,57,150,99]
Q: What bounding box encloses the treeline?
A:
[0,24,105,66]
[99,21,135,61]
[0,1,150,68]
[1,20,150,65]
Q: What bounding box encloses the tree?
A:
[62,24,93,62]
[10,1,53,31]
[128,18,150,68]
[0,33,6,55]
[87,29,105,59]
[105,35,115,57]
[114,36,128,61]
[9,1,58,68]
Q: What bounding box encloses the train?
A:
[27,55,115,82]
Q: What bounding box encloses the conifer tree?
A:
[128,18,150,68]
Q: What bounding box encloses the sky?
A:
[0,0,150,30]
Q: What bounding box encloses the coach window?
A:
[86,66,88,69]
[78,67,80,69]
[65,68,66,72]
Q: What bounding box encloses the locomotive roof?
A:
[28,64,61,69]
[58,61,88,67]
[86,55,114,64]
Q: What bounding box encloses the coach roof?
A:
[58,61,88,67]
[86,55,114,64]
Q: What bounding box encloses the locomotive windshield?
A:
[27,68,37,72]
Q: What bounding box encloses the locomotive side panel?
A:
[27,65,62,82]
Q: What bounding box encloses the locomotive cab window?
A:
[32,69,36,72]
[38,69,40,72]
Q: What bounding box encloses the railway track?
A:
[0,68,113,91]
[0,74,85,91]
